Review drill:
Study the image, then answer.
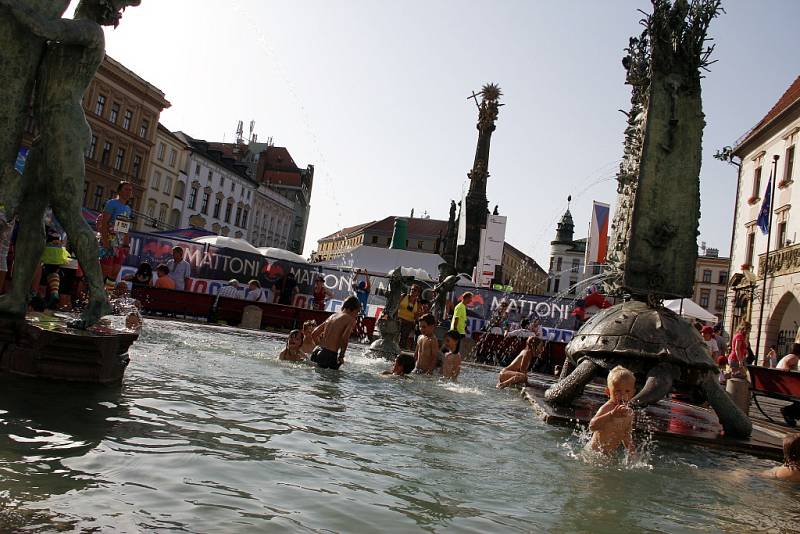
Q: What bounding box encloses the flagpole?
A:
[755,154,780,358]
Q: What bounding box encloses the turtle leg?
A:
[699,373,752,438]
[544,359,600,405]
[559,357,576,379]
[630,362,674,408]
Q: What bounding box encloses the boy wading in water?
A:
[278,330,305,362]
[588,366,637,455]
[497,336,545,388]
[414,313,439,374]
[381,353,416,377]
[309,296,360,370]
[442,330,462,380]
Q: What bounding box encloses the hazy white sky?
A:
[75,0,800,263]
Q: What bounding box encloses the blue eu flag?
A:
[756,172,772,235]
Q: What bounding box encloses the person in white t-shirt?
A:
[246,280,269,302]
[507,318,535,338]
[701,326,720,359]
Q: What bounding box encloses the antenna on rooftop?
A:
[235,120,244,144]
[249,120,256,143]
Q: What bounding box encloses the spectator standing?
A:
[507,318,535,338]
[451,292,473,339]
[397,284,422,349]
[246,280,269,302]
[124,262,153,289]
[727,321,750,378]
[352,269,371,316]
[701,325,720,359]
[217,279,242,299]
[276,272,298,306]
[97,181,133,282]
[764,345,779,368]
[166,246,191,291]
[154,264,175,289]
[311,276,332,311]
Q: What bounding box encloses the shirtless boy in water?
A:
[762,433,800,483]
[497,336,545,389]
[309,296,360,370]
[279,330,306,362]
[588,366,636,454]
[441,330,462,380]
[414,313,439,374]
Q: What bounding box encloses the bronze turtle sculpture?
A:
[544,300,752,437]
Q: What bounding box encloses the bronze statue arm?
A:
[0,1,102,47]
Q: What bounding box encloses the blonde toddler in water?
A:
[588,366,636,455]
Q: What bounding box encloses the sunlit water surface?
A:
[1,320,798,533]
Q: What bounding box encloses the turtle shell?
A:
[566,300,717,373]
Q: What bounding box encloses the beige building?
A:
[500,242,548,294]
[139,124,188,231]
[725,74,800,356]
[693,248,729,323]
[82,56,170,214]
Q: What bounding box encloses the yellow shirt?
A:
[451,301,467,334]
[397,295,418,322]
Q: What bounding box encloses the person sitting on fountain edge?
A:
[497,336,545,389]
[381,353,416,377]
[309,296,360,370]
[588,366,637,455]
[414,313,439,374]
[762,433,800,483]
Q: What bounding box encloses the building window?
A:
[235,206,242,226]
[122,110,132,130]
[371,235,378,244]
[86,135,98,159]
[188,186,198,210]
[208,170,214,182]
[569,278,578,295]
[785,145,795,184]
[571,258,579,273]
[109,102,120,124]
[224,201,233,223]
[777,221,787,249]
[220,176,225,187]
[745,231,755,267]
[702,269,711,283]
[114,148,125,171]
[95,94,106,116]
[157,143,165,161]
[151,171,161,190]
[146,200,156,221]
[213,197,222,218]
[169,149,177,167]
[242,208,249,228]
[715,290,725,311]
[163,177,172,195]
[752,165,762,199]
[200,191,209,214]
[553,278,560,294]
[699,289,710,309]
[417,240,424,249]
[132,155,141,179]
[174,181,185,200]
[158,203,168,225]
[93,185,105,210]
[230,181,235,192]
[101,142,112,166]
[719,271,728,285]
[139,119,149,139]
[556,257,562,273]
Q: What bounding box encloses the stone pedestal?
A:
[726,378,751,416]
[240,305,263,330]
[0,314,138,384]
[369,317,401,358]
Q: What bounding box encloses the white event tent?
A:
[317,245,446,281]
[663,298,718,324]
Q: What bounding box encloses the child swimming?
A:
[309,296,360,369]
[381,353,416,376]
[588,365,636,455]
[496,336,545,389]
[278,330,306,362]
[762,433,800,482]
[414,313,439,374]
[441,330,462,380]
[300,320,317,355]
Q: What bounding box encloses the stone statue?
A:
[431,274,458,323]
[0,0,69,225]
[545,1,752,438]
[0,0,141,327]
[382,267,408,320]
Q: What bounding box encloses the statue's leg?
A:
[0,165,23,227]
[699,373,752,438]
[50,158,111,328]
[0,153,48,317]
[544,359,600,405]
[630,362,675,408]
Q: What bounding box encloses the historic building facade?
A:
[500,242,548,294]
[546,209,587,296]
[250,184,296,249]
[81,56,170,214]
[725,75,800,356]
[692,248,729,324]
[173,133,257,239]
[138,124,187,231]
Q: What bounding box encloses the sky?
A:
[73,0,800,264]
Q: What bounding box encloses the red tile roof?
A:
[319,220,376,241]
[367,216,448,237]
[736,75,800,151]
[261,146,299,171]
